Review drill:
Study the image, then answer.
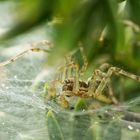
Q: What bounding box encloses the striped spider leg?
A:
[89,63,140,104]
[0,40,51,67]
[54,47,88,108]
[87,64,118,104]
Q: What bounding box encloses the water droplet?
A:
[112,116,115,119]
[94,122,98,124]
[1,83,5,87]
[0,111,5,117]
[128,125,133,130]
[105,110,108,113]
[14,75,17,79]
[24,86,28,89]
[6,86,9,89]
[82,109,86,112]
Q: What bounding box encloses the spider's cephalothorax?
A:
[62,79,89,97]
[60,75,118,107]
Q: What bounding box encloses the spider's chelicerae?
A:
[0,42,140,109]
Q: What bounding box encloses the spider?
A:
[0,41,140,109]
[45,47,140,109]
[56,62,140,108]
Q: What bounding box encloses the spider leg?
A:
[88,69,118,104]
[68,44,88,77]
[64,46,88,93]
[71,63,79,93]
[107,80,118,104]
[94,94,113,104]
[0,40,51,67]
[111,67,140,82]
[57,64,68,83]
[78,45,88,77]
[99,63,111,72]
[56,53,80,93]
[56,55,74,82]
[94,66,140,98]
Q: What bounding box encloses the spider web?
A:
[0,47,140,140]
[0,47,53,140]
[0,1,139,140]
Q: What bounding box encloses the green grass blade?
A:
[46,110,64,140]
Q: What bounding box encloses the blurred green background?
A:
[0,0,140,104]
[0,1,140,140]
[0,0,140,70]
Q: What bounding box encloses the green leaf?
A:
[49,0,121,65]
[84,123,97,140]
[121,128,140,140]
[103,120,122,140]
[46,110,64,140]
[127,0,140,26]
[74,98,87,111]
[0,0,54,40]
[72,98,95,140]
